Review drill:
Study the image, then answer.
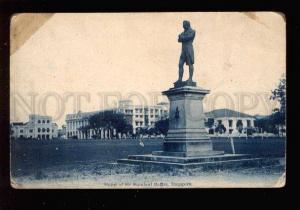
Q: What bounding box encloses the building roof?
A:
[29,114,52,118]
[66,109,118,120]
[11,122,24,126]
[157,102,169,106]
[66,110,104,118]
[254,114,269,120]
[205,109,254,119]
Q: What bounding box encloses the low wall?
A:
[211,137,286,157]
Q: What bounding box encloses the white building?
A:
[205,109,255,134]
[117,100,169,134]
[65,110,103,139]
[10,114,58,140]
[65,100,169,139]
[10,122,26,139]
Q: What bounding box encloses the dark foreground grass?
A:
[11,138,163,177]
[10,138,285,188]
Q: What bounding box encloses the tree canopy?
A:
[255,76,286,134]
[88,110,133,137]
[270,75,286,126]
[154,118,169,136]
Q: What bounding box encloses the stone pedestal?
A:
[117,83,279,170]
[157,85,223,157]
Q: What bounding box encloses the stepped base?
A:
[152,150,224,157]
[117,154,282,170]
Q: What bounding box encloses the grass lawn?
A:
[10,138,285,188]
[11,138,163,177]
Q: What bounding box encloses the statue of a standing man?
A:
[177,20,196,84]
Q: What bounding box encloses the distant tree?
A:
[270,111,285,126]
[270,75,286,126]
[254,118,268,132]
[255,117,278,134]
[145,127,157,136]
[155,118,169,136]
[88,113,106,138]
[107,111,133,136]
[246,127,256,136]
[88,110,132,139]
[135,127,149,137]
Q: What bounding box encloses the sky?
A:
[10,12,286,127]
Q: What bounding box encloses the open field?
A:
[10,138,286,188]
[11,138,163,177]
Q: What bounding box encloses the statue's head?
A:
[183,20,191,30]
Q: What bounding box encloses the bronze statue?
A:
[177,20,196,84]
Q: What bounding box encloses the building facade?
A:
[65,100,169,139]
[65,110,104,139]
[10,114,58,139]
[205,109,255,134]
[117,100,169,134]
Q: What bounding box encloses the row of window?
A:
[37,128,53,133]
[134,108,160,113]
[124,110,133,114]
[19,128,54,133]
[37,120,50,124]
[67,121,88,128]
[17,134,52,139]
[217,119,252,127]
[135,121,155,126]
[134,115,160,118]
[135,121,143,126]
[37,134,51,139]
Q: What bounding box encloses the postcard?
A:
[10,12,286,188]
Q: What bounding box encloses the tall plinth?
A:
[154,85,224,157]
[117,81,281,169]
[117,83,279,170]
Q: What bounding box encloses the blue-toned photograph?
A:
[10,12,286,188]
